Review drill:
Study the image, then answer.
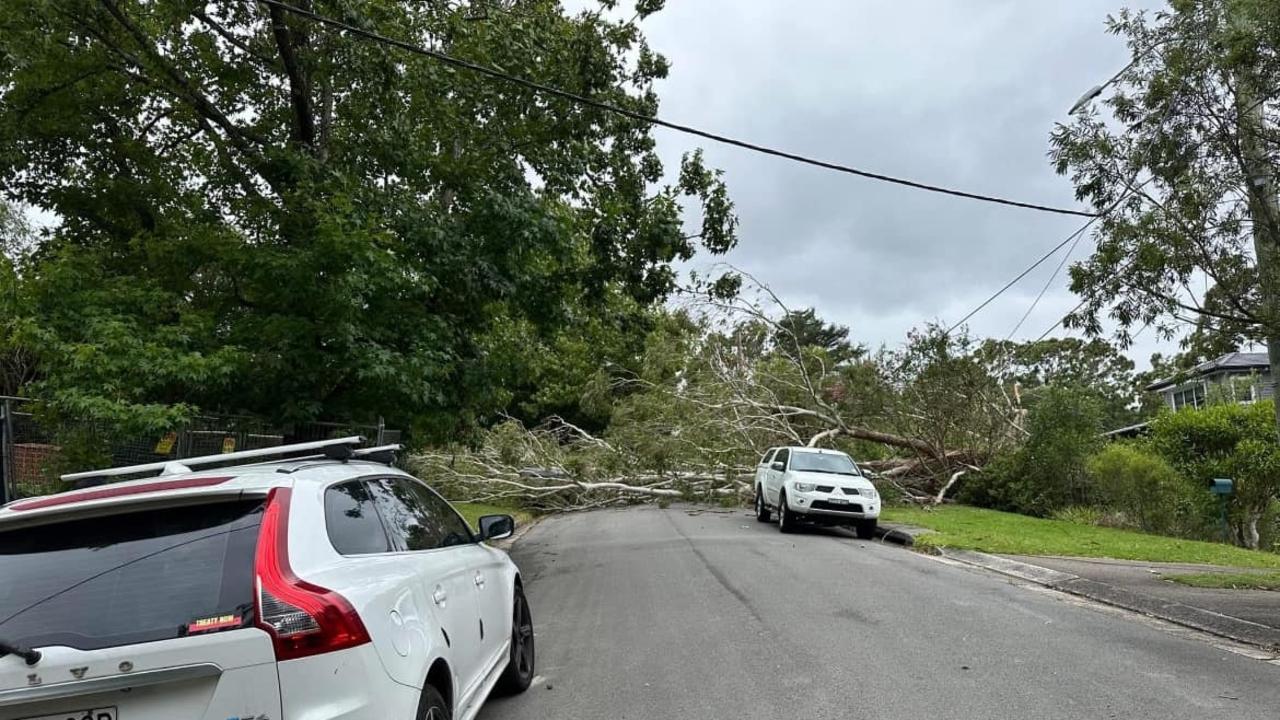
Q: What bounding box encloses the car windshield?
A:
[789,452,859,475]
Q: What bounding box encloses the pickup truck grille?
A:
[815,485,835,493]
[841,488,861,496]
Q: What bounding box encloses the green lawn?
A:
[1165,571,1280,591]
[881,505,1280,569]
[452,502,534,534]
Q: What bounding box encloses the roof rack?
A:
[60,436,402,485]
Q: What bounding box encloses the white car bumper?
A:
[785,490,880,520]
[278,643,423,719]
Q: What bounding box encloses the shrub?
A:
[959,385,1102,516]
[1086,443,1209,537]
[1051,506,1105,526]
[1149,401,1280,549]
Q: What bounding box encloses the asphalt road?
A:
[478,505,1280,720]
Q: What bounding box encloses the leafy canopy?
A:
[1051,1,1280,349]
[0,0,737,435]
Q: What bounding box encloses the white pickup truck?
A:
[753,446,880,538]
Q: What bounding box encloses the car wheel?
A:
[496,585,535,695]
[416,685,450,720]
[755,487,772,522]
[777,492,793,533]
[854,519,878,540]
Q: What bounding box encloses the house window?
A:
[1172,384,1205,410]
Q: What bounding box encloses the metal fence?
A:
[0,396,401,502]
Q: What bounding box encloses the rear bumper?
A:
[278,643,421,719]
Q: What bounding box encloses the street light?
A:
[1068,85,1106,116]
[1068,59,1138,115]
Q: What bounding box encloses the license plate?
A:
[20,707,116,720]
[825,497,849,505]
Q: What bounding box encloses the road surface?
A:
[479,505,1280,719]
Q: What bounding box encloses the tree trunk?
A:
[1242,510,1262,550]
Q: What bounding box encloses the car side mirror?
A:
[771,461,785,471]
[478,514,515,541]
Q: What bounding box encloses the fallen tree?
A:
[413,272,1025,509]
[410,418,753,512]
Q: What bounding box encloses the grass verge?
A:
[1165,571,1280,591]
[881,505,1280,569]
[453,502,534,534]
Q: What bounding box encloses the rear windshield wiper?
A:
[0,639,41,666]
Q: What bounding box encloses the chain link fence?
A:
[0,396,401,502]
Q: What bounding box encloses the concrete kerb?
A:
[940,549,1280,652]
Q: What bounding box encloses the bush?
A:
[1051,506,1105,526]
[958,385,1102,516]
[1086,443,1209,537]
[1149,401,1280,549]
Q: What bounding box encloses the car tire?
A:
[854,519,877,540]
[416,684,450,720]
[496,585,535,695]
[777,492,794,533]
[755,487,772,522]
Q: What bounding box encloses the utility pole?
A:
[1234,4,1280,439]
[1231,0,1279,548]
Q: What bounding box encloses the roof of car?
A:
[0,459,407,524]
[774,446,848,453]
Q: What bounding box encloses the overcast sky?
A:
[602,0,1172,366]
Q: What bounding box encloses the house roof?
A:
[1145,352,1270,392]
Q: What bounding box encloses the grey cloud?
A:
[628,0,1167,362]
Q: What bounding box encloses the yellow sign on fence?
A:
[154,432,177,455]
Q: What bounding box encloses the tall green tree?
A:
[979,337,1137,427]
[771,308,861,365]
[0,200,36,396]
[1050,0,1280,433]
[0,0,737,435]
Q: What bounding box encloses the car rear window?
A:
[0,499,264,652]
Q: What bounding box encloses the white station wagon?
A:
[0,438,533,720]
[753,446,881,538]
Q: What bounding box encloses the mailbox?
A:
[1208,478,1234,495]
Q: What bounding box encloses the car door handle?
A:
[474,572,486,589]
[432,586,448,606]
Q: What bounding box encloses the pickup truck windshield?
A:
[789,452,859,475]
[0,499,263,651]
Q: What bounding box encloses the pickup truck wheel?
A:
[854,519,878,540]
[755,488,772,522]
[496,586,535,695]
[777,492,794,534]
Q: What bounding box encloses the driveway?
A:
[479,505,1280,719]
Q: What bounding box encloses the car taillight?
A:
[254,487,371,661]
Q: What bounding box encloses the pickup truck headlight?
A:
[864,487,879,499]
[792,482,817,493]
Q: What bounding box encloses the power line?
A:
[946,214,1101,335]
[948,175,1158,336]
[257,0,1096,218]
[1004,220,1088,340]
[1034,297,1084,342]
